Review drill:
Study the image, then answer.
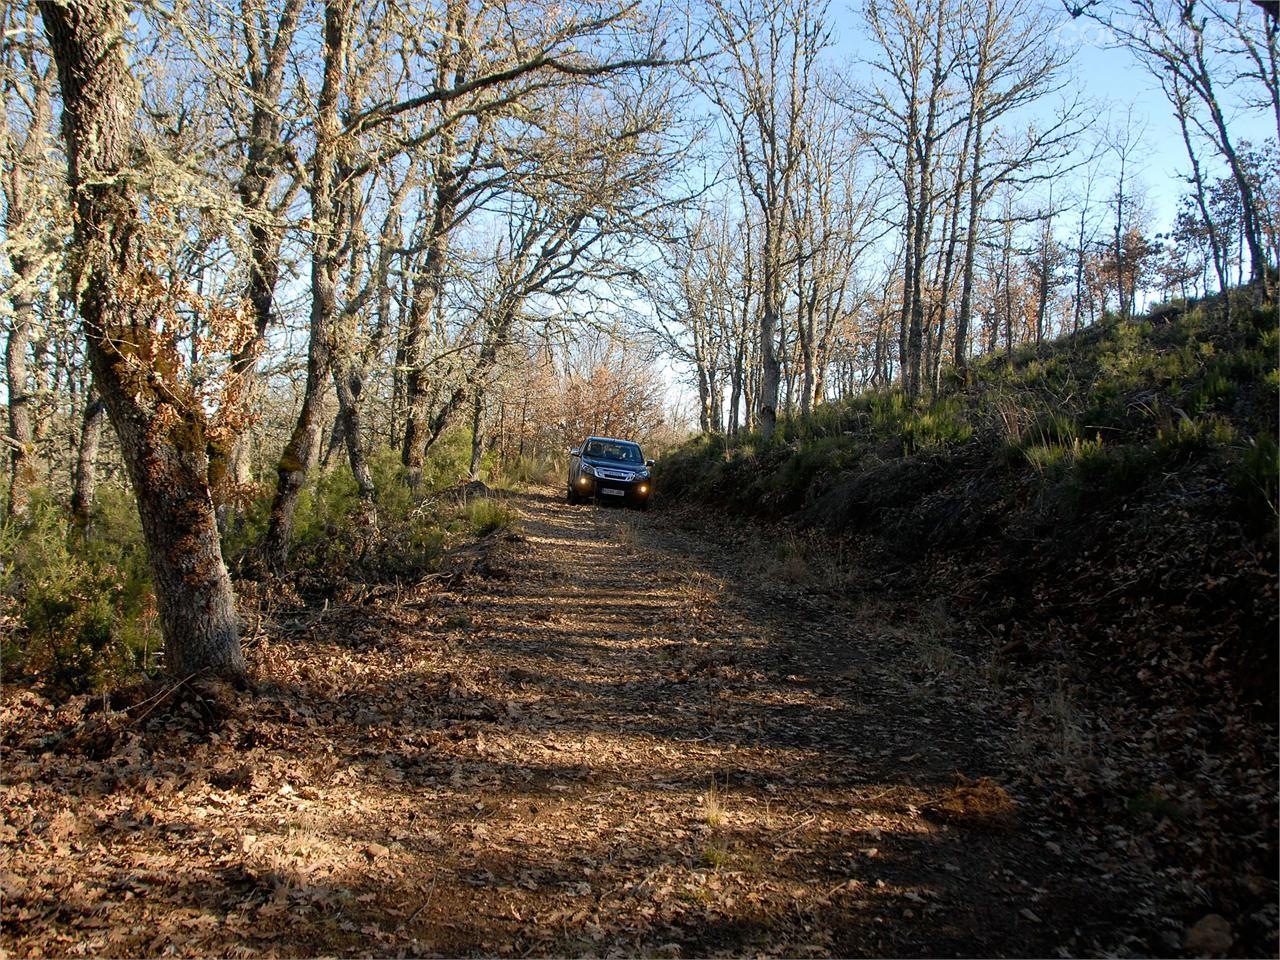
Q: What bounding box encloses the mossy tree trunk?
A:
[40,0,244,680]
[468,387,484,480]
[70,392,105,526]
[2,28,53,519]
[261,0,345,571]
[3,270,35,519]
[211,0,305,531]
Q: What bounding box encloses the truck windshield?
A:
[584,441,643,463]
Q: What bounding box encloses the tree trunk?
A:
[1003,248,1015,356]
[469,387,484,480]
[2,53,52,519]
[728,346,743,437]
[40,0,243,679]
[1187,19,1268,297]
[757,223,782,439]
[70,392,105,526]
[955,103,987,368]
[696,363,712,433]
[1170,79,1229,303]
[400,0,468,481]
[262,0,344,571]
[400,193,473,480]
[797,291,817,419]
[210,0,303,516]
[4,285,34,518]
[1035,213,1052,344]
[260,282,330,573]
[1072,202,1088,334]
[906,36,945,400]
[906,192,929,397]
[898,201,914,388]
[333,364,377,531]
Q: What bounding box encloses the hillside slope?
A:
[659,299,1279,952]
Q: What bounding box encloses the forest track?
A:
[1,488,1175,957]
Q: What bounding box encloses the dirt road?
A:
[1,489,1165,957]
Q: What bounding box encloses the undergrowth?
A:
[662,301,1279,532]
[1,489,158,694]
[495,453,563,487]
[463,497,519,536]
[2,426,500,696]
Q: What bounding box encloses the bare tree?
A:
[858,0,967,398]
[1162,69,1232,303]
[393,0,673,482]
[643,210,729,433]
[948,0,1077,370]
[701,0,829,437]
[787,107,885,411]
[1073,0,1274,297]
[1105,114,1148,320]
[262,0,348,570]
[1028,198,1065,343]
[215,0,306,513]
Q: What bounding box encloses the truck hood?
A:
[582,456,649,475]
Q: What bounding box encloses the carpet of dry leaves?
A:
[1,488,1272,957]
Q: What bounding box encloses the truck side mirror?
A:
[646,459,655,467]
[570,447,580,456]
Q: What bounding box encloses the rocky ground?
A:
[1,488,1270,957]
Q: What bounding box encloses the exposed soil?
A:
[0,489,1267,957]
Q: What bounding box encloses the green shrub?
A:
[1247,302,1278,332]
[778,401,860,442]
[234,439,469,578]
[1190,372,1239,414]
[657,291,1276,542]
[292,463,359,555]
[420,426,474,493]
[769,435,860,505]
[464,497,519,536]
[371,445,416,519]
[1234,431,1279,525]
[1154,414,1236,466]
[868,390,910,437]
[1,488,158,694]
[1257,325,1279,354]
[1037,411,1079,445]
[1023,442,1071,479]
[1071,441,1158,498]
[901,397,974,452]
[1022,435,1106,489]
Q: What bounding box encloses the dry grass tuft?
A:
[702,779,725,827]
[923,774,1017,828]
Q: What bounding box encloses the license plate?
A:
[601,488,624,496]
